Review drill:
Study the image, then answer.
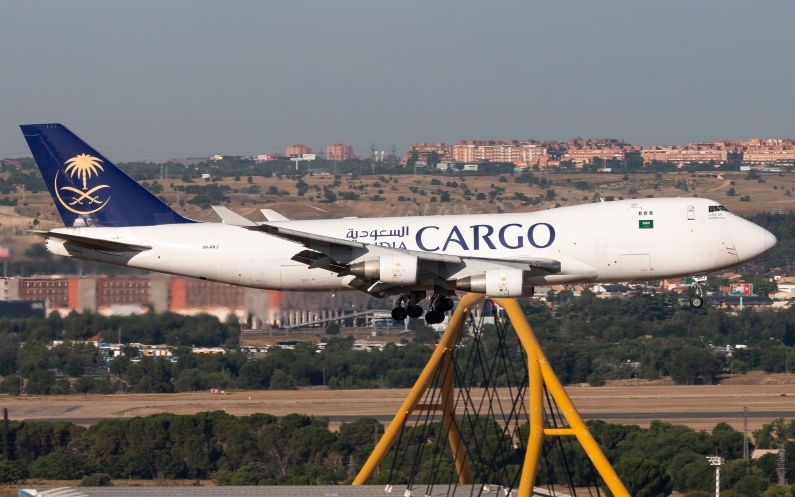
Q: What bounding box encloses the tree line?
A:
[0,410,793,495]
[3,288,795,395]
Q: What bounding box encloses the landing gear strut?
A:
[391,292,425,321]
[690,274,707,309]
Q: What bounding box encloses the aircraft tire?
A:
[689,296,703,309]
[439,297,454,312]
[425,310,442,324]
[406,304,423,319]
[391,307,408,321]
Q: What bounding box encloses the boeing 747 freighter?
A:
[21,124,777,323]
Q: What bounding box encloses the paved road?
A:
[23,411,795,425]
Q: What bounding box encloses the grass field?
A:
[4,375,794,432]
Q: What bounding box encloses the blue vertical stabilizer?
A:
[20,123,196,227]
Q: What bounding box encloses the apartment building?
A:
[640,145,728,164]
[400,143,453,165]
[325,143,355,161]
[562,138,633,165]
[741,139,795,164]
[451,140,548,167]
[286,144,313,157]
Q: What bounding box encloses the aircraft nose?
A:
[728,215,776,262]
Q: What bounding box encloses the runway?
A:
[6,383,795,431]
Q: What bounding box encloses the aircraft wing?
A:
[247,224,574,297]
[247,224,462,263]
[29,230,152,252]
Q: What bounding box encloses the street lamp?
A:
[707,456,724,496]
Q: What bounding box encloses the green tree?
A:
[669,346,722,385]
[0,376,21,396]
[80,472,113,486]
[29,449,88,479]
[228,462,265,485]
[761,487,794,497]
[610,457,672,497]
[269,369,296,390]
[722,459,770,496]
[25,369,55,394]
[325,321,340,335]
[0,459,23,484]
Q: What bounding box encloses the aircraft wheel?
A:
[689,296,703,309]
[425,310,442,324]
[438,297,454,312]
[391,307,408,321]
[406,304,423,319]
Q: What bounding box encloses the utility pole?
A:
[707,456,724,497]
[743,407,749,460]
[2,407,9,459]
[348,455,356,480]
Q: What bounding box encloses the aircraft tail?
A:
[20,123,195,227]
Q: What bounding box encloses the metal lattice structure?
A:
[778,444,787,486]
[352,294,630,497]
[743,407,749,460]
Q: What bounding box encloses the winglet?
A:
[260,209,291,222]
[211,206,257,227]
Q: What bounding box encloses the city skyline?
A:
[1,2,795,162]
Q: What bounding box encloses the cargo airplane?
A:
[21,124,777,323]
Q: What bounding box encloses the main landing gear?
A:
[391,293,424,321]
[690,274,707,309]
[390,293,454,324]
[425,295,454,325]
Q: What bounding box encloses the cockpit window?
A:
[709,205,730,212]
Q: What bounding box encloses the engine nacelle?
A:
[456,268,527,297]
[349,254,418,285]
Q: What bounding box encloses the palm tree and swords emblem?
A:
[54,153,111,215]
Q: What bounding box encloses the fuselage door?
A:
[620,253,650,279]
[687,205,695,220]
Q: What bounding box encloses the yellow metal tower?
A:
[352,293,630,497]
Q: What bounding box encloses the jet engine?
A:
[349,254,418,285]
[455,268,528,297]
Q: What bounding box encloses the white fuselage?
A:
[45,198,775,293]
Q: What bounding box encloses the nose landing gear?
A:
[689,274,707,309]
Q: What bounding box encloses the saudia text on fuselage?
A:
[344,223,556,252]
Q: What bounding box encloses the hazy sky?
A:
[1,1,794,162]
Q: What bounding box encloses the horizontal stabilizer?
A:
[29,230,152,252]
[260,209,291,222]
[211,206,256,227]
